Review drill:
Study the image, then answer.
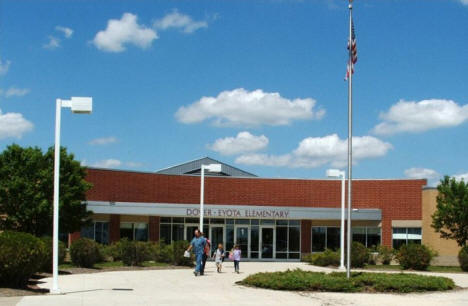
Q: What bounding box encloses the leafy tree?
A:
[0,144,92,236]
[432,176,468,247]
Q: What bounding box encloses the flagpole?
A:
[346,0,353,279]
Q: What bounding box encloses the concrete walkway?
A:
[3,262,468,306]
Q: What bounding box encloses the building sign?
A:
[186,208,290,219]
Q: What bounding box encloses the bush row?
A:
[304,242,441,271]
[70,238,194,268]
[239,269,455,293]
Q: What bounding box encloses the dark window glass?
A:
[276,220,288,226]
[95,222,109,244]
[367,227,381,249]
[289,253,300,259]
[408,228,421,235]
[172,218,184,223]
[160,224,171,243]
[408,239,421,245]
[226,219,234,225]
[250,252,259,259]
[312,227,326,252]
[251,226,259,253]
[211,218,225,224]
[288,227,300,252]
[251,219,259,225]
[135,223,148,241]
[226,226,234,251]
[392,239,406,249]
[81,224,94,240]
[327,227,340,251]
[186,226,198,242]
[261,220,275,225]
[203,225,209,239]
[172,224,184,241]
[160,217,171,223]
[185,218,198,224]
[235,219,249,224]
[352,228,366,246]
[276,227,288,252]
[276,252,287,259]
[120,223,133,240]
[393,228,406,234]
[289,220,300,226]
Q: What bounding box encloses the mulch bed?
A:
[0,265,189,297]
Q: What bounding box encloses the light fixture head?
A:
[205,163,222,173]
[70,97,92,114]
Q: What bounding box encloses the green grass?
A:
[59,261,169,270]
[239,269,456,293]
[365,265,464,273]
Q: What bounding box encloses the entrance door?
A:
[185,225,198,242]
[260,227,274,259]
[234,226,249,258]
[210,226,224,253]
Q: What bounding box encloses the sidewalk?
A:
[3,262,468,306]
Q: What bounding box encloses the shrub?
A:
[351,242,369,268]
[458,246,468,272]
[239,269,455,293]
[171,240,193,266]
[120,239,152,266]
[98,244,114,262]
[301,253,314,263]
[39,236,66,272]
[146,241,170,262]
[107,240,124,261]
[69,238,100,268]
[0,231,46,287]
[396,244,435,271]
[377,245,394,265]
[309,249,340,267]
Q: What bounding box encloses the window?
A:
[392,227,422,249]
[120,222,148,241]
[312,227,340,252]
[81,221,109,244]
[160,224,171,243]
[352,227,381,248]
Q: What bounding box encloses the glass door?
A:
[234,226,249,258]
[260,227,275,259]
[210,226,224,253]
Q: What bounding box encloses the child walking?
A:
[232,245,241,273]
[212,243,225,273]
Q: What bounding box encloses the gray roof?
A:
[155,157,257,177]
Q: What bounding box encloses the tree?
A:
[0,144,92,237]
[432,176,468,247]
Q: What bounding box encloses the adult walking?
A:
[186,229,206,276]
[200,232,211,276]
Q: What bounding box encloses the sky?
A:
[0,0,467,185]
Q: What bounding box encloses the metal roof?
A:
[155,157,257,177]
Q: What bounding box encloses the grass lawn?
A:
[365,265,464,273]
[59,261,169,270]
[239,269,456,293]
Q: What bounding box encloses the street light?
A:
[51,97,92,294]
[326,169,346,270]
[200,163,222,231]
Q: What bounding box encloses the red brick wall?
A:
[149,216,160,242]
[85,169,426,247]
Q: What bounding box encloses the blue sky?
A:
[1,0,467,184]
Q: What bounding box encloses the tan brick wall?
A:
[422,188,460,265]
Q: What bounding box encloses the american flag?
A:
[345,19,357,81]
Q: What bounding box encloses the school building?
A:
[75,157,461,264]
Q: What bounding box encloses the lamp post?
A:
[51,97,92,294]
[326,169,346,270]
[200,163,222,231]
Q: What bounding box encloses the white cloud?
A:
[55,26,73,38]
[373,99,468,135]
[91,159,122,168]
[208,131,269,156]
[0,87,30,98]
[88,136,118,145]
[0,58,11,75]
[404,168,439,179]
[176,88,325,127]
[0,109,34,139]
[93,13,158,52]
[459,0,468,6]
[236,134,392,168]
[154,10,208,33]
[43,36,60,49]
[454,172,468,181]
[125,161,143,168]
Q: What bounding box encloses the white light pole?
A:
[51,97,92,294]
[326,169,346,270]
[200,163,222,231]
